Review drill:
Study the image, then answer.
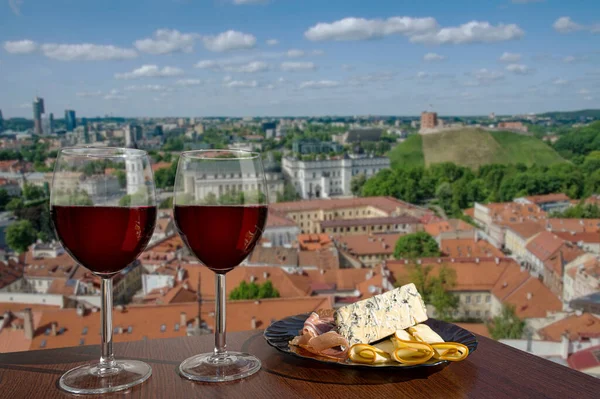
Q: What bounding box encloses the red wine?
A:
[174,205,268,273]
[51,206,156,276]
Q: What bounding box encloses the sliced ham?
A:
[290,312,349,360]
[302,312,335,337]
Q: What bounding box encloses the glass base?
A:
[179,352,261,382]
[59,360,152,394]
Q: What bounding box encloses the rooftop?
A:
[526,231,567,263]
[320,215,421,228]
[546,218,600,233]
[539,313,600,342]
[297,234,333,251]
[423,219,474,237]
[270,196,422,215]
[553,231,600,244]
[247,246,298,267]
[525,193,571,204]
[568,345,600,372]
[266,210,297,228]
[440,238,504,258]
[335,233,401,256]
[504,221,547,240]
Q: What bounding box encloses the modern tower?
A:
[33,97,45,134]
[65,110,76,132]
[0,109,4,132]
[49,113,55,134]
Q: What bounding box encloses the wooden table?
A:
[0,330,598,398]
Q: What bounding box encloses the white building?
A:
[80,175,120,197]
[282,155,390,199]
[126,157,146,195]
[263,211,300,247]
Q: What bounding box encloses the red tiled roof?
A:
[568,345,600,371]
[247,246,298,267]
[266,211,297,228]
[0,260,23,289]
[546,218,600,233]
[502,277,562,319]
[455,323,491,338]
[484,202,547,224]
[504,221,547,240]
[271,196,422,214]
[440,238,504,258]
[539,313,600,342]
[151,161,172,172]
[335,233,401,256]
[321,215,420,228]
[553,231,600,244]
[424,219,474,237]
[297,234,332,251]
[525,231,566,262]
[298,248,339,270]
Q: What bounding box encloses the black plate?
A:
[264,313,478,369]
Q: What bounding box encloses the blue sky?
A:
[1,0,599,117]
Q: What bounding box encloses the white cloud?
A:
[341,64,354,71]
[226,80,258,88]
[17,103,30,109]
[9,0,23,16]
[312,49,325,56]
[499,52,521,62]
[104,89,126,100]
[349,72,394,85]
[76,90,103,98]
[423,52,445,61]
[305,16,438,41]
[229,61,269,73]
[553,17,600,34]
[416,71,430,79]
[410,21,524,45]
[281,61,316,71]
[467,68,505,85]
[266,84,275,90]
[553,17,583,33]
[134,29,197,54]
[194,59,268,73]
[287,49,305,58]
[511,0,545,3]
[266,39,279,46]
[553,78,568,85]
[202,30,256,52]
[223,75,233,82]
[233,0,269,4]
[124,84,168,92]
[584,96,594,101]
[3,40,38,54]
[578,88,590,95]
[176,79,203,87]
[505,63,533,74]
[115,65,184,79]
[563,55,576,63]
[299,80,340,89]
[41,44,137,61]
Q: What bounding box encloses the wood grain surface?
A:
[0,331,598,399]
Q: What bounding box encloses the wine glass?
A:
[50,147,157,394]
[173,149,269,382]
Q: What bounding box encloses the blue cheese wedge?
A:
[334,283,428,345]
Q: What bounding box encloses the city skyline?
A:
[1,0,600,117]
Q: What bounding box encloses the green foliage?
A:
[159,197,173,209]
[388,134,425,168]
[276,182,300,202]
[114,170,127,189]
[397,264,459,321]
[0,189,11,211]
[553,121,600,159]
[162,137,185,151]
[23,184,46,202]
[6,198,23,212]
[393,232,441,259]
[552,203,600,218]
[6,220,37,253]
[154,164,176,189]
[487,305,525,340]
[350,174,367,196]
[229,280,280,300]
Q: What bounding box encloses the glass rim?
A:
[58,146,149,159]
[179,149,260,161]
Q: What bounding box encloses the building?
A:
[553,231,600,254]
[321,215,421,236]
[439,237,504,259]
[282,155,390,199]
[292,139,343,155]
[563,254,599,306]
[262,211,300,247]
[0,178,22,196]
[125,124,143,148]
[568,345,600,378]
[125,156,146,195]
[333,128,383,145]
[0,109,4,132]
[515,193,571,213]
[420,112,438,130]
[65,110,76,132]
[547,218,600,233]
[79,175,120,197]
[334,233,401,267]
[498,121,528,133]
[48,113,54,134]
[424,219,474,241]
[32,97,44,135]
[504,221,546,260]
[524,231,582,279]
[271,196,431,235]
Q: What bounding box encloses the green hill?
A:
[388,128,566,169]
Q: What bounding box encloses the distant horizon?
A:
[2,107,599,121]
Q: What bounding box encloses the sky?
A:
[1,0,599,118]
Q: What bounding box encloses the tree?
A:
[159,197,173,209]
[350,174,367,196]
[229,280,280,300]
[6,220,37,253]
[114,170,126,189]
[276,182,300,202]
[436,182,453,213]
[397,264,458,321]
[0,189,11,211]
[394,232,441,259]
[487,305,525,340]
[22,184,46,202]
[6,198,23,213]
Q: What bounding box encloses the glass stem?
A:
[100,278,116,371]
[214,273,227,359]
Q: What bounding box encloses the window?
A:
[40,340,46,348]
[465,310,470,317]
[486,295,491,303]
[82,327,88,335]
[476,295,481,304]
[175,323,180,331]
[79,338,85,346]
[465,295,471,304]
[475,310,481,317]
[485,310,490,317]
[160,324,166,333]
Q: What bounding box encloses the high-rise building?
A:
[49,113,54,134]
[420,111,438,131]
[33,97,45,134]
[0,109,4,132]
[125,124,142,148]
[65,110,76,132]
